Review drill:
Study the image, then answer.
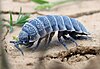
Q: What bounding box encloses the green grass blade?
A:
[10,12,13,26]
[34,3,53,10]
[9,25,13,33]
[5,24,13,33]
[35,0,77,10]
[14,7,30,26]
[15,14,30,26]
[0,21,2,28]
[31,0,49,4]
[17,7,22,21]
[9,12,13,32]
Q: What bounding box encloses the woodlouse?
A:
[10,15,90,55]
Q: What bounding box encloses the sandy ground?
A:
[1,0,100,69]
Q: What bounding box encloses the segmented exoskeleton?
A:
[10,15,90,55]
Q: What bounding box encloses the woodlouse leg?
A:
[32,38,43,51]
[46,32,55,46]
[58,31,68,49]
[44,34,50,45]
[26,42,34,48]
[62,35,78,46]
[62,31,78,46]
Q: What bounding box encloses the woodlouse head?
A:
[10,31,35,55]
[18,31,29,44]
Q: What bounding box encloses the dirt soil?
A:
[1,0,100,69]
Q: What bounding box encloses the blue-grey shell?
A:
[20,15,89,42]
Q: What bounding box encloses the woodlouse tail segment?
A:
[10,41,24,55]
[86,35,92,40]
[87,32,91,35]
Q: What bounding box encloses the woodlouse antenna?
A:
[10,41,24,55]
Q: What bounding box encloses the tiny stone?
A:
[26,63,33,66]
